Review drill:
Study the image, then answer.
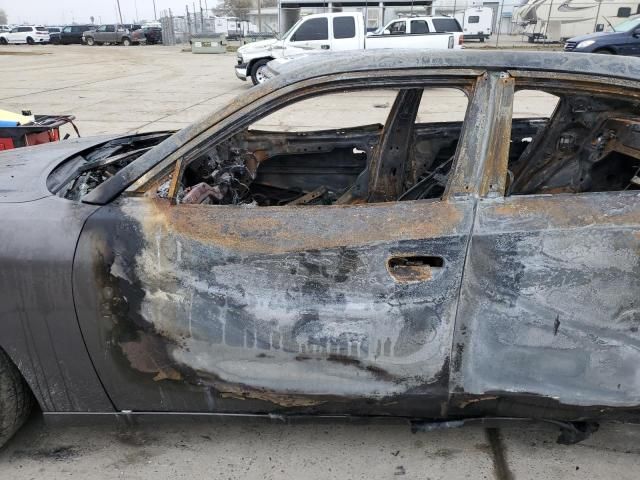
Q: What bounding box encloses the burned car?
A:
[1,51,640,448]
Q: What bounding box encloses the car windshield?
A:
[613,16,640,32]
[280,18,303,40]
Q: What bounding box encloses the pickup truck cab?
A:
[564,15,640,56]
[236,13,462,85]
[0,26,50,45]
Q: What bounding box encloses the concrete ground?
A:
[0,44,639,479]
[0,45,247,137]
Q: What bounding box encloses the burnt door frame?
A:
[450,72,640,417]
[73,70,514,416]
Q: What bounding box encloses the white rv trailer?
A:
[455,7,494,41]
[514,0,640,42]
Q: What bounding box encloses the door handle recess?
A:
[321,44,330,49]
[387,255,444,283]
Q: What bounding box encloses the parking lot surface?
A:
[1,44,639,479]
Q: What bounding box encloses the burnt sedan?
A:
[1,51,640,448]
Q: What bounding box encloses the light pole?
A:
[115,0,124,25]
[153,0,157,20]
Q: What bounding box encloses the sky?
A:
[0,0,221,26]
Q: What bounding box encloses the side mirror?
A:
[383,29,391,35]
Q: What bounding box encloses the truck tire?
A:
[0,38,7,45]
[0,349,33,449]
[86,36,95,46]
[26,37,35,45]
[122,37,131,46]
[250,59,270,86]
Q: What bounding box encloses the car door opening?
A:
[160,87,470,206]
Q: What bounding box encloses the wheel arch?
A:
[594,46,617,54]
[0,343,40,410]
[247,56,275,74]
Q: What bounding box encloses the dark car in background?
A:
[143,25,162,44]
[83,24,146,46]
[564,15,640,55]
[50,24,95,45]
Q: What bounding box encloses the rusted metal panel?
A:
[445,72,514,199]
[451,192,640,408]
[73,197,475,413]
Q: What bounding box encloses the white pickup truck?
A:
[235,13,464,85]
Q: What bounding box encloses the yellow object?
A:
[0,109,35,126]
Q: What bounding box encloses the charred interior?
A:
[165,87,640,205]
[508,93,640,195]
[53,86,640,203]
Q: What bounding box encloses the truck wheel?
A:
[122,37,131,46]
[26,37,35,45]
[86,36,95,46]
[0,349,34,449]
[0,38,7,45]
[250,59,270,86]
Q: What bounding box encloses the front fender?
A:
[0,197,113,413]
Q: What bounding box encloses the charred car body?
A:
[1,51,640,447]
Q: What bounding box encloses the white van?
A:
[455,7,493,42]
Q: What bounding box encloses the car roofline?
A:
[82,50,640,206]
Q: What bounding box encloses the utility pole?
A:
[495,0,504,47]
[543,0,554,45]
[186,4,192,35]
[277,0,281,35]
[593,0,603,32]
[115,0,124,25]
[199,0,205,31]
[258,0,262,32]
[193,2,198,32]
[169,8,175,45]
[153,0,157,20]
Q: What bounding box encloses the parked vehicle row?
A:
[0,24,162,46]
